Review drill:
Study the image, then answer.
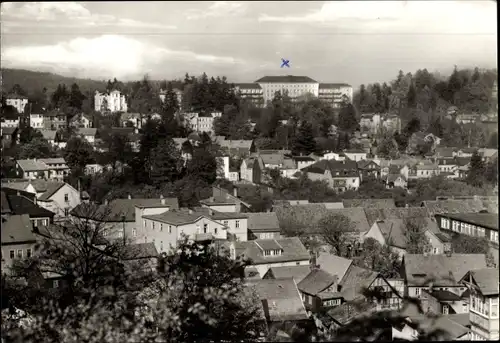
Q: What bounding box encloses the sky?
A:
[1,1,497,88]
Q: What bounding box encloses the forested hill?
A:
[1,68,110,96]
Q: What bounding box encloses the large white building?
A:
[234,83,265,108]
[94,90,128,113]
[251,75,353,108]
[186,112,222,134]
[6,94,29,113]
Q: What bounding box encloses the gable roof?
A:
[246,277,309,322]
[234,237,310,265]
[423,199,498,216]
[1,192,54,218]
[247,212,280,232]
[404,254,487,287]
[16,159,49,172]
[1,214,36,244]
[255,75,318,83]
[265,265,312,283]
[438,212,498,231]
[1,191,12,213]
[342,199,396,209]
[315,253,353,281]
[218,139,253,150]
[298,269,338,296]
[462,268,499,296]
[39,129,57,141]
[364,207,430,227]
[339,265,379,301]
[301,160,359,176]
[143,209,220,226]
[37,182,66,201]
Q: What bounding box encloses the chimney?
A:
[233,187,238,197]
[128,194,132,200]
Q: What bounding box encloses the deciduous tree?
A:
[319,213,356,258]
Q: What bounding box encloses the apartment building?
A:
[6,94,28,113]
[16,158,70,180]
[435,212,499,246]
[1,214,37,271]
[234,83,264,108]
[318,83,353,108]
[461,268,499,340]
[94,90,128,113]
[43,110,67,130]
[186,112,221,133]
[301,159,360,192]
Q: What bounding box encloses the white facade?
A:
[343,151,367,162]
[30,114,44,129]
[94,90,128,112]
[187,112,221,133]
[36,183,81,221]
[6,97,28,113]
[321,152,345,161]
[1,118,20,128]
[258,81,319,104]
[318,84,354,108]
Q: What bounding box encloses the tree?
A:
[64,136,94,174]
[319,213,356,258]
[407,83,417,108]
[186,148,218,185]
[100,132,133,170]
[149,138,183,185]
[338,103,358,132]
[17,138,54,160]
[403,217,432,254]
[450,233,496,267]
[69,83,85,110]
[354,238,401,279]
[292,121,317,156]
[18,127,43,145]
[467,151,486,187]
[376,136,399,159]
[485,158,498,185]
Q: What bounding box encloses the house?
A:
[140,209,229,253]
[279,158,299,179]
[386,173,408,189]
[71,196,179,244]
[301,160,360,192]
[200,186,252,213]
[436,158,458,175]
[423,198,499,217]
[406,132,441,155]
[229,237,311,277]
[76,128,97,144]
[6,94,29,113]
[421,288,469,315]
[1,214,37,271]
[343,149,367,162]
[245,277,313,337]
[1,116,20,128]
[456,148,476,158]
[402,253,487,299]
[262,265,312,284]
[342,198,395,209]
[186,111,221,133]
[39,129,57,146]
[217,139,254,157]
[363,218,450,258]
[196,208,249,241]
[240,156,263,184]
[408,162,440,179]
[460,268,499,340]
[435,147,458,159]
[94,89,128,112]
[16,158,69,180]
[292,156,316,170]
[247,212,282,240]
[24,181,81,221]
[120,113,143,128]
[70,113,93,128]
[42,110,67,130]
[117,242,160,274]
[434,212,499,247]
[321,151,346,161]
[456,114,479,124]
[356,159,381,180]
[0,189,54,228]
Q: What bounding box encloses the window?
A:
[17,250,23,259]
[443,304,449,314]
[415,288,421,297]
[64,193,69,202]
[160,224,163,232]
[53,280,59,288]
[235,220,240,228]
[433,247,438,254]
[160,241,164,251]
[223,220,229,226]
[10,250,14,259]
[132,229,137,237]
[152,222,155,230]
[203,223,208,233]
[296,262,300,265]
[214,227,218,235]
[168,225,172,234]
[64,208,69,217]
[27,249,32,258]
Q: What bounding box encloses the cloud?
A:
[259,1,497,34]
[1,35,243,79]
[1,2,177,30]
[186,1,246,20]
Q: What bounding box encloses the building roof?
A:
[39,129,57,141]
[143,209,210,226]
[39,158,66,165]
[1,127,17,136]
[118,243,159,260]
[301,160,359,176]
[446,313,470,328]
[255,75,318,83]
[339,265,379,301]
[438,212,498,231]
[326,301,377,325]
[247,212,280,232]
[478,148,498,159]
[1,192,11,213]
[234,83,262,89]
[77,128,97,137]
[16,159,49,172]
[316,253,353,281]
[265,265,312,283]
[234,237,310,265]
[434,147,457,158]
[404,253,487,287]
[342,199,396,209]
[37,182,65,201]
[423,199,498,217]
[364,207,430,227]
[218,139,253,150]
[297,269,338,296]
[1,214,36,244]
[1,191,54,218]
[464,268,499,296]
[319,83,351,88]
[246,278,309,322]
[424,289,462,301]
[356,160,380,170]
[71,198,179,222]
[414,314,469,340]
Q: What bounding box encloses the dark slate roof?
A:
[247,212,280,232]
[1,214,36,244]
[255,75,318,83]
[246,277,309,322]
[265,265,312,283]
[1,127,17,135]
[404,254,487,287]
[2,192,54,218]
[423,199,499,216]
[364,207,430,227]
[1,191,12,213]
[467,268,499,296]
[234,237,310,265]
[439,212,498,231]
[342,199,396,209]
[425,289,462,301]
[142,210,208,226]
[297,269,338,296]
[319,83,351,88]
[356,159,380,170]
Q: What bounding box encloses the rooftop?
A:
[255,75,318,83]
[342,198,396,209]
[234,237,310,265]
[265,265,312,283]
[439,212,498,231]
[247,212,281,232]
[1,214,36,244]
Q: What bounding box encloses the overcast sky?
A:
[1,1,497,88]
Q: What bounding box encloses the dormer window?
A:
[264,249,283,256]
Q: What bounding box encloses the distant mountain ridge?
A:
[1,68,109,97]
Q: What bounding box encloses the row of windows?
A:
[263,249,282,256]
[470,332,487,340]
[7,248,32,259]
[323,299,341,307]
